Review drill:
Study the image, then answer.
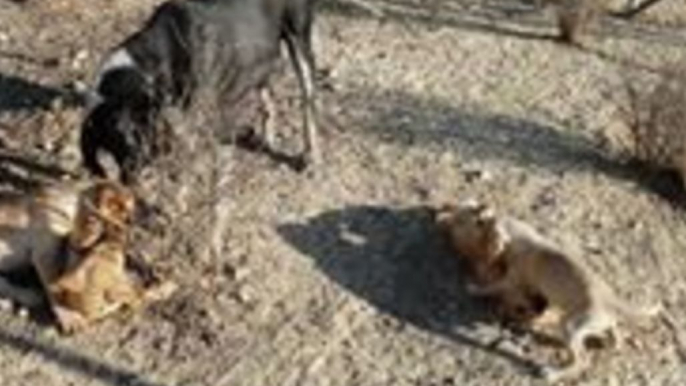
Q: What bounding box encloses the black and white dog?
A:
[81,0,319,183]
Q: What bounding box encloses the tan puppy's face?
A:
[92,181,136,226]
[436,201,506,283]
[69,181,136,250]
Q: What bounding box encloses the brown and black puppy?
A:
[48,181,175,333]
[437,200,661,382]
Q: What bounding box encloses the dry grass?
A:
[129,94,239,283]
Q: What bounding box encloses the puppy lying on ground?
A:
[436,202,547,324]
[0,180,175,332]
[436,200,661,382]
[49,182,176,332]
[82,0,320,182]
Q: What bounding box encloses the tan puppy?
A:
[48,181,175,332]
[437,201,545,323]
[437,200,660,382]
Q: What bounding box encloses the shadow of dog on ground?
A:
[277,204,539,374]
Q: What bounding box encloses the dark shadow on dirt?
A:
[336,87,685,206]
[278,205,539,374]
[0,328,169,386]
[324,0,686,47]
[0,50,61,69]
[0,151,75,191]
[581,45,675,77]
[624,159,686,207]
[323,0,557,42]
[0,73,65,114]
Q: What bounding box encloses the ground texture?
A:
[1,0,686,385]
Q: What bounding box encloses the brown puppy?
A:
[437,200,660,382]
[48,181,175,332]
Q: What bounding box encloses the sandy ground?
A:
[1,0,686,385]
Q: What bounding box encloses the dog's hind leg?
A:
[284,11,320,169]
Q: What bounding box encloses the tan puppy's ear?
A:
[69,209,104,251]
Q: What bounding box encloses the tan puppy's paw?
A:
[54,306,89,334]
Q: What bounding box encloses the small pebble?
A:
[233,266,250,282]
[72,49,89,69]
[235,285,254,304]
[463,166,493,183]
[199,277,212,290]
[340,228,366,246]
[71,80,89,94]
[74,49,89,62]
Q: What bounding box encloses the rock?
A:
[235,285,255,304]
[233,266,250,282]
[463,165,493,183]
[72,49,89,69]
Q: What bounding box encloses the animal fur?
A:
[0,180,175,332]
[49,180,176,333]
[436,201,547,323]
[81,0,320,182]
[437,200,661,382]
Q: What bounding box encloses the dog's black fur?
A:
[81,0,318,183]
